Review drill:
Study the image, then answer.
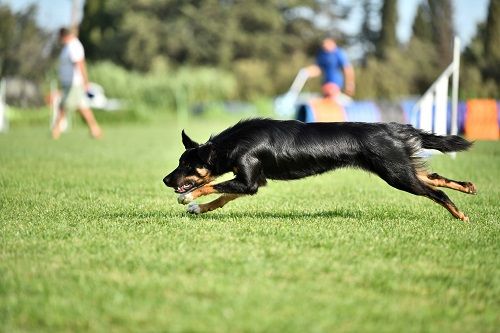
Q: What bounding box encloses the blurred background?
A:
[0,0,498,132]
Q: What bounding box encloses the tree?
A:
[428,0,454,68]
[0,5,54,81]
[358,0,379,56]
[79,0,350,70]
[376,0,398,58]
[78,0,352,97]
[483,0,500,83]
[79,0,117,60]
[408,1,439,94]
[411,1,432,43]
[484,0,500,61]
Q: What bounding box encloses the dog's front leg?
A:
[182,177,261,214]
[178,184,218,204]
[177,177,257,205]
[182,161,263,213]
[178,162,262,205]
[187,194,242,214]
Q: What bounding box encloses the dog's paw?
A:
[178,193,194,205]
[458,212,470,222]
[465,182,477,195]
[187,202,201,214]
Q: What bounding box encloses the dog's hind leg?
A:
[419,186,469,221]
[187,194,243,214]
[372,164,469,221]
[417,172,477,194]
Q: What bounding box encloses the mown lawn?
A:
[1,118,499,332]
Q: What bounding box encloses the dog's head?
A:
[163,130,215,193]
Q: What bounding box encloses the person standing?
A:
[52,27,102,139]
[307,36,355,99]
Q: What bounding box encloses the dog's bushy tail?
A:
[419,131,473,153]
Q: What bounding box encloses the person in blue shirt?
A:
[307,36,355,98]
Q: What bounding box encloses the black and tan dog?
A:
[163,119,476,221]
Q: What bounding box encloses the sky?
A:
[1,0,490,49]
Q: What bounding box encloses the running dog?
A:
[163,119,476,221]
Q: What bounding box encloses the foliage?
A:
[484,0,500,61]
[1,118,499,332]
[376,0,397,59]
[80,0,349,69]
[355,1,440,99]
[2,0,500,104]
[356,47,415,99]
[0,5,55,82]
[428,0,455,69]
[357,0,379,55]
[483,0,500,85]
[86,61,237,112]
[79,0,353,98]
[461,0,500,99]
[412,2,433,43]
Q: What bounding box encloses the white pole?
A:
[289,68,309,95]
[451,37,460,136]
[434,75,449,136]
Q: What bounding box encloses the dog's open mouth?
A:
[175,182,202,194]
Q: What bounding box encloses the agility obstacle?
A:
[283,36,499,140]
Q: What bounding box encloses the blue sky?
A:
[1,0,490,48]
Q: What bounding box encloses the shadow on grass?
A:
[103,207,359,221]
[194,209,359,220]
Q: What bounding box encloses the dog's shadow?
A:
[195,209,359,220]
[103,207,359,221]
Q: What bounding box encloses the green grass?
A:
[1,118,499,332]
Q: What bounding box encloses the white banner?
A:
[419,93,434,132]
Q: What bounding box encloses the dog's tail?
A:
[419,131,473,153]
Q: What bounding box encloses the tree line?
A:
[0,0,499,105]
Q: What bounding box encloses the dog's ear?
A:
[181,130,199,149]
[197,142,215,165]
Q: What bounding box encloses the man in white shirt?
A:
[52,27,102,139]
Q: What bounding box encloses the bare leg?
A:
[51,108,66,139]
[78,107,102,139]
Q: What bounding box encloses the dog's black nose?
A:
[163,176,171,187]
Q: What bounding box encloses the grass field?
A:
[1,117,499,332]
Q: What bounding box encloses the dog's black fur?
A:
[163,118,476,220]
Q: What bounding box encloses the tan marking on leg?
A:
[177,175,218,204]
[439,201,469,222]
[196,194,242,213]
[418,172,477,194]
[424,191,469,222]
[417,173,437,188]
[189,184,218,200]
